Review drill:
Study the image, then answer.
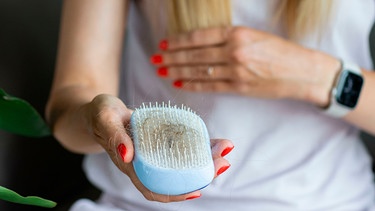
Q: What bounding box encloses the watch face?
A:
[336,71,363,108]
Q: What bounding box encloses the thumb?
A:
[110,121,134,163]
[90,95,135,163]
[109,107,134,164]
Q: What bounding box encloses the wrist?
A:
[303,51,341,107]
[324,62,364,117]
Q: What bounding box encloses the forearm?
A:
[46,86,104,154]
[345,70,375,135]
[305,51,375,135]
[46,0,128,154]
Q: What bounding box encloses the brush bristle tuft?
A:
[132,102,211,169]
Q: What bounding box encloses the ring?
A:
[207,66,214,76]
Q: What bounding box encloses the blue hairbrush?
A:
[131,102,214,195]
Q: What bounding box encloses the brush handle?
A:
[133,155,214,195]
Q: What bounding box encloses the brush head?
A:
[131,102,214,195]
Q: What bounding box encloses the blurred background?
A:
[0,1,374,211]
[0,1,100,210]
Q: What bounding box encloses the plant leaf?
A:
[0,89,50,137]
[0,186,56,208]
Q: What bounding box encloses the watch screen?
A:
[336,72,363,108]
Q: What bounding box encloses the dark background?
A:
[0,1,374,211]
[0,1,100,211]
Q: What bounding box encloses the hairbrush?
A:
[130,102,214,195]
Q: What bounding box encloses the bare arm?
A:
[152,27,375,135]
[46,0,128,153]
[345,70,375,134]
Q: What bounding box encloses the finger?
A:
[174,79,295,99]
[210,139,233,179]
[158,46,228,66]
[99,119,134,164]
[158,65,225,80]
[164,27,232,50]
[210,139,234,158]
[158,65,253,81]
[107,124,134,164]
[171,80,246,94]
[213,157,231,179]
[91,96,134,163]
[112,125,134,164]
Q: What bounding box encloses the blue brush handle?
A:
[133,155,214,195]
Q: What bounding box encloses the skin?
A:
[46,0,375,204]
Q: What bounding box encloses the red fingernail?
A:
[150,54,163,64]
[221,146,234,157]
[186,194,201,200]
[217,165,230,176]
[157,67,168,77]
[159,39,168,50]
[117,144,127,162]
[173,80,183,88]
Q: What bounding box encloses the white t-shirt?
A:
[72,0,375,210]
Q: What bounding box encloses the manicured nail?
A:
[217,165,230,176]
[186,194,201,200]
[117,144,127,162]
[150,54,163,64]
[159,39,168,50]
[221,146,234,157]
[173,80,183,88]
[157,67,168,77]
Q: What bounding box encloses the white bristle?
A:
[132,102,210,169]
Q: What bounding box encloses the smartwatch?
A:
[324,61,364,117]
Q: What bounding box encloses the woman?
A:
[46,0,375,210]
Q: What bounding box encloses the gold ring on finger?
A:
[207,66,215,76]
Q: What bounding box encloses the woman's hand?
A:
[84,94,234,202]
[151,26,341,107]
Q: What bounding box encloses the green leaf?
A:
[0,89,50,137]
[0,186,56,208]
